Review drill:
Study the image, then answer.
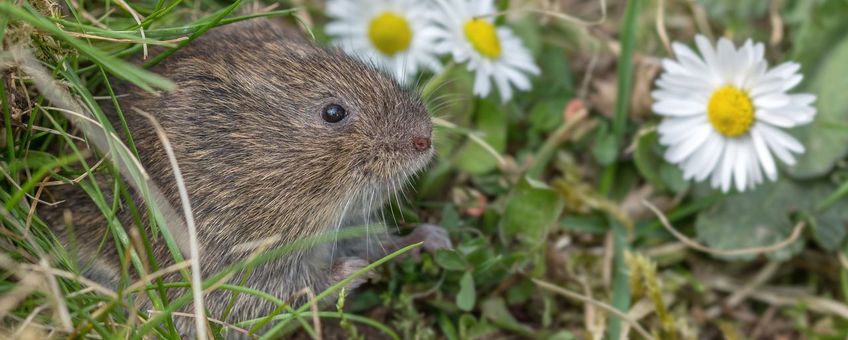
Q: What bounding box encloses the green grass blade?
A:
[0,2,173,92]
[143,0,245,68]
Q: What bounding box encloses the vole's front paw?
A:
[400,224,453,260]
[410,224,453,252]
[331,257,373,290]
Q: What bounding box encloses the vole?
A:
[41,19,450,337]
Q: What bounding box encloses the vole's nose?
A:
[412,136,431,152]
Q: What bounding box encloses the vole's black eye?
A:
[322,104,347,123]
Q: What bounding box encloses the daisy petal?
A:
[751,128,777,181]
[653,100,705,116]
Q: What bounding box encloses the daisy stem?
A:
[603,0,643,338]
[611,9,638,145]
[421,62,457,100]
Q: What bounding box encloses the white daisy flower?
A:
[653,35,816,192]
[324,0,443,84]
[430,0,540,102]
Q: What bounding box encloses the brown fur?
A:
[40,20,437,337]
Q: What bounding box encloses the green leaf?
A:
[500,176,565,248]
[592,123,617,166]
[456,271,476,312]
[506,278,535,305]
[696,179,848,260]
[438,313,459,340]
[549,331,577,340]
[440,204,461,229]
[507,18,543,57]
[454,99,507,175]
[633,130,666,190]
[659,163,689,193]
[457,314,498,339]
[560,215,608,234]
[434,249,468,271]
[633,129,690,193]
[480,297,535,336]
[787,34,848,178]
[810,204,848,251]
[527,46,574,101]
[699,0,768,32]
[457,314,476,339]
[789,0,848,76]
[527,98,567,133]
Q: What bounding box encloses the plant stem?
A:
[641,193,722,232]
[817,178,848,211]
[609,219,632,339]
[1,79,13,168]
[528,111,587,179]
[605,0,642,338]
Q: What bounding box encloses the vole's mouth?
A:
[336,149,433,232]
[360,138,434,180]
[368,153,431,185]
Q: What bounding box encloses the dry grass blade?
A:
[116,260,189,293]
[39,258,73,332]
[135,108,208,340]
[5,46,196,274]
[1,48,152,180]
[24,177,49,236]
[533,279,656,340]
[40,105,148,178]
[306,287,322,340]
[0,167,61,206]
[686,0,714,39]
[526,0,607,26]
[642,200,805,256]
[13,304,49,338]
[68,0,108,29]
[112,0,148,58]
[65,32,188,45]
[40,154,108,187]
[769,0,784,45]
[487,0,608,26]
[12,123,86,142]
[705,261,779,318]
[24,263,118,299]
[0,271,42,319]
[655,0,671,54]
[151,311,255,338]
[704,276,848,319]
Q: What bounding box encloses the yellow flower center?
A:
[463,18,501,59]
[367,12,413,56]
[707,86,755,137]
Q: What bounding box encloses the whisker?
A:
[331,192,354,263]
[366,188,375,261]
[388,175,402,229]
[392,176,404,233]
[422,77,461,102]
